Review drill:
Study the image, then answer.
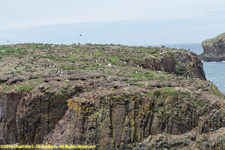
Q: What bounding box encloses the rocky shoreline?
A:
[0,43,225,149]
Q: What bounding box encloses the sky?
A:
[0,0,225,45]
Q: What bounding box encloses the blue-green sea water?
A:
[164,43,225,94]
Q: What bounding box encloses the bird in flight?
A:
[79,34,82,36]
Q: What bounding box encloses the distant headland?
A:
[199,32,225,61]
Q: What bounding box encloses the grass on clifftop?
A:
[0,43,222,100]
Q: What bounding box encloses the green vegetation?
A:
[59,64,76,70]
[93,51,104,56]
[62,55,79,62]
[18,78,41,92]
[3,85,13,91]
[153,90,161,97]
[18,85,33,91]
[24,65,35,72]
[162,87,178,96]
[136,83,144,87]
[109,56,120,64]
[0,47,26,57]
[146,92,152,97]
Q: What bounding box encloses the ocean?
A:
[164,43,225,94]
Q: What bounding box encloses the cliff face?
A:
[200,32,225,61]
[43,91,225,150]
[0,43,223,149]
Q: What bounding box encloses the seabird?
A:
[108,63,112,66]
[79,34,82,36]
[163,76,166,79]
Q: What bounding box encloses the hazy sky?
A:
[1,0,225,45]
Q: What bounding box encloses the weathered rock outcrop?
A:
[199,32,225,61]
[0,43,223,149]
[138,51,205,80]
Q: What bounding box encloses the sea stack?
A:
[199,32,225,61]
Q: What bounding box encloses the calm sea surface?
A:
[164,43,225,94]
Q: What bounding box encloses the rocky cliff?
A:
[0,43,225,149]
[200,32,225,61]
